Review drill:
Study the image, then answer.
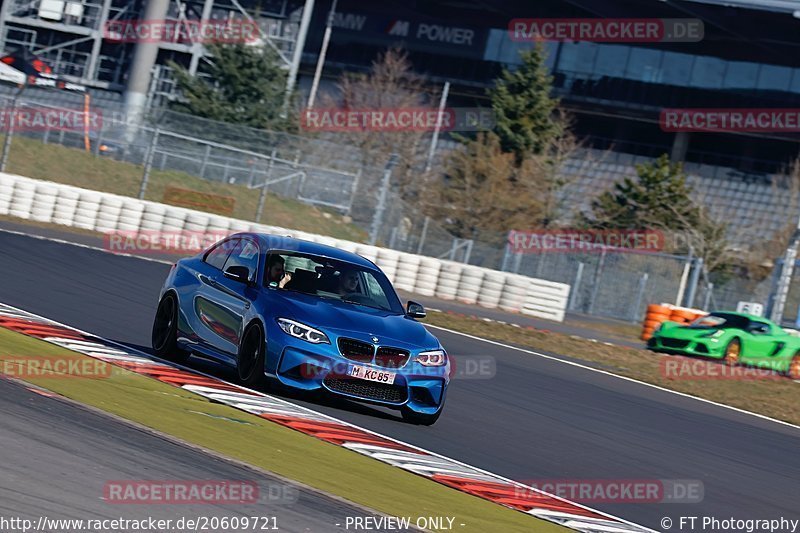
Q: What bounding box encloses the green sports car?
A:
[647,311,800,379]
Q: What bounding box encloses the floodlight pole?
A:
[771,220,800,324]
[283,0,315,116]
[307,0,337,110]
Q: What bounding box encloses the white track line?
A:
[0,300,653,533]
[3,226,798,433]
[0,227,173,265]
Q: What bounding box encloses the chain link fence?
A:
[0,85,784,322]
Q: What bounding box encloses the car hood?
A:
[265,290,440,349]
[659,325,730,339]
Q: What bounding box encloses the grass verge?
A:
[3,135,367,242]
[0,327,567,533]
[425,310,800,426]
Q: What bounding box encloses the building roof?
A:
[680,0,800,14]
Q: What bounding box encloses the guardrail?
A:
[0,172,571,322]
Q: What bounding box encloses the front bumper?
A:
[265,327,448,415]
[647,335,723,358]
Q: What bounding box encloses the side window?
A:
[223,239,260,282]
[363,272,390,309]
[748,321,770,335]
[204,238,238,270]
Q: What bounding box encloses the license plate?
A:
[347,365,396,384]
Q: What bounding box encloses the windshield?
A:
[264,251,404,314]
[689,313,749,330]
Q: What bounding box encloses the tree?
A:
[169,43,294,131]
[586,154,701,229]
[488,42,561,163]
[313,48,432,201]
[584,154,730,272]
[430,132,544,239]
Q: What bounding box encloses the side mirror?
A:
[406,301,426,319]
[224,265,251,283]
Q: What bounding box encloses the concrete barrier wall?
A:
[0,173,571,322]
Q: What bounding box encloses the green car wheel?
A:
[789,354,800,380]
[723,338,741,366]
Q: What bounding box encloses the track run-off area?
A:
[0,230,798,531]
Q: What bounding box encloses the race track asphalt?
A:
[0,377,395,532]
[0,230,798,531]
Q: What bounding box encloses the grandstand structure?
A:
[2,0,800,245]
[0,0,303,109]
[561,149,798,244]
[298,0,800,240]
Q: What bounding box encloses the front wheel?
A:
[788,353,800,380]
[401,405,443,426]
[237,324,266,389]
[722,338,741,366]
[152,294,190,363]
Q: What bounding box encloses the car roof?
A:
[710,311,770,322]
[237,232,378,270]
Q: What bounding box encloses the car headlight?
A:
[700,329,724,338]
[276,318,330,344]
[415,349,447,366]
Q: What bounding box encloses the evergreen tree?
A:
[587,154,700,230]
[169,43,294,131]
[488,42,561,163]
[585,153,730,272]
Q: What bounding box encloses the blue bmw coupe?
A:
[151,233,449,425]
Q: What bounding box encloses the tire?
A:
[237,324,266,389]
[723,338,741,366]
[401,404,443,426]
[788,353,800,380]
[151,294,190,363]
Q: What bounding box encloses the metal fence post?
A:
[462,239,473,264]
[685,257,703,309]
[512,251,523,274]
[199,144,211,178]
[568,262,584,311]
[702,282,714,311]
[255,148,277,223]
[631,272,649,322]
[369,154,399,246]
[501,238,512,271]
[346,169,361,216]
[586,246,607,315]
[138,127,160,200]
[675,250,693,306]
[293,150,303,198]
[247,160,256,187]
[0,88,23,173]
[535,253,546,277]
[416,216,430,255]
[771,223,800,324]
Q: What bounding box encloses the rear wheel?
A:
[151,294,190,363]
[237,324,265,389]
[723,338,741,366]
[788,353,800,380]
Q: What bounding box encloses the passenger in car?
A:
[266,254,292,289]
[337,269,360,295]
